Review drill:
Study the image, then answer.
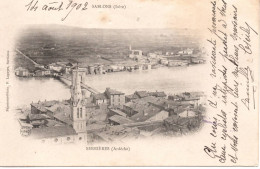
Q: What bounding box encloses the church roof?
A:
[30,126,77,139]
[53,112,72,126]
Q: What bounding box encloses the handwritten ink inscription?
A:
[25,0,88,21]
[25,0,127,21]
[205,0,258,164]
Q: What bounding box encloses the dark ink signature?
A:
[239,22,258,54]
[239,66,255,110]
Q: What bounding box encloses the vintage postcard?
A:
[0,0,259,166]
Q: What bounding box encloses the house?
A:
[160,58,169,65]
[147,98,185,115]
[147,53,157,58]
[188,92,206,105]
[178,48,193,55]
[96,65,104,74]
[108,115,133,125]
[35,70,45,76]
[108,109,128,118]
[181,92,200,109]
[34,67,51,76]
[179,110,197,118]
[168,95,183,101]
[44,119,63,127]
[163,116,182,132]
[15,67,30,77]
[64,63,74,74]
[149,91,167,98]
[110,65,121,72]
[186,48,193,55]
[87,109,108,123]
[146,110,169,122]
[92,125,140,143]
[191,58,206,64]
[123,102,148,117]
[29,113,50,121]
[88,65,95,74]
[134,91,149,98]
[105,88,125,107]
[45,103,71,121]
[178,50,185,55]
[31,100,59,114]
[129,54,136,59]
[93,93,109,105]
[104,65,113,73]
[147,64,152,70]
[48,63,63,72]
[28,114,51,128]
[136,57,147,63]
[123,96,160,117]
[125,65,136,72]
[142,64,151,70]
[31,103,48,114]
[129,50,142,59]
[85,103,97,112]
[137,64,143,71]
[130,105,169,122]
[125,93,139,102]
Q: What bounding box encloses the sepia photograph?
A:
[0,0,259,166]
[14,25,207,144]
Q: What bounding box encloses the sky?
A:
[2,0,210,30]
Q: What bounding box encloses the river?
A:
[11,65,207,108]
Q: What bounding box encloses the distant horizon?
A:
[19,23,202,32]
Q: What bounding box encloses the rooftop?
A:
[46,103,71,116]
[94,125,137,142]
[86,123,107,132]
[110,109,127,117]
[31,125,77,139]
[135,91,149,98]
[45,119,63,127]
[106,88,124,95]
[53,111,72,126]
[124,101,149,114]
[125,94,139,100]
[29,114,50,121]
[130,105,162,122]
[149,91,167,97]
[93,93,108,100]
[109,115,133,124]
[31,100,60,110]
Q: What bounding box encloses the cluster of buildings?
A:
[15,60,154,78]
[129,46,206,67]
[15,46,205,78]
[14,62,66,77]
[18,66,206,144]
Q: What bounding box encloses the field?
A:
[15,25,202,66]
[14,53,36,72]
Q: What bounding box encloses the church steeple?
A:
[71,67,83,106]
[70,67,87,133]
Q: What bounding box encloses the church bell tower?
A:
[70,67,87,133]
